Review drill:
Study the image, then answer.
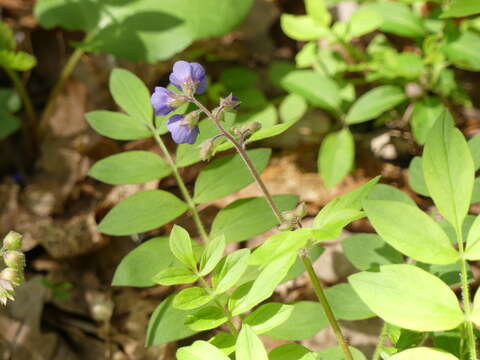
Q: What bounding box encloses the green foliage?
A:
[243,303,294,334]
[193,149,271,203]
[98,190,188,235]
[34,0,254,63]
[363,200,458,265]
[236,325,268,360]
[342,233,403,271]
[389,347,459,360]
[264,301,328,340]
[318,128,355,188]
[85,111,152,140]
[177,340,230,360]
[210,195,298,243]
[349,264,464,331]
[317,345,367,360]
[346,86,407,124]
[112,237,173,287]
[423,112,475,229]
[442,0,480,18]
[89,151,171,185]
[146,294,197,346]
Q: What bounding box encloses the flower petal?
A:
[195,77,208,95]
[190,62,206,82]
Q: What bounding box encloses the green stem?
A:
[198,277,238,335]
[150,128,210,244]
[192,98,353,360]
[3,67,37,130]
[372,323,388,360]
[301,252,353,360]
[456,226,477,360]
[37,47,85,140]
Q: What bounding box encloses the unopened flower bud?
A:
[199,139,214,161]
[3,251,25,269]
[281,210,297,222]
[181,110,202,128]
[0,268,23,286]
[0,284,14,305]
[244,122,261,134]
[3,231,22,250]
[294,202,308,219]
[220,94,241,111]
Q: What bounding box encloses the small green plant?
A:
[0,231,26,305]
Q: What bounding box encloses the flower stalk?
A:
[189,96,354,360]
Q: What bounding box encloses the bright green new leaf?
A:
[236,325,268,360]
[186,306,228,331]
[417,262,473,287]
[193,148,271,203]
[318,128,355,188]
[325,283,376,321]
[230,255,296,316]
[153,266,198,286]
[317,345,367,360]
[389,347,459,360]
[346,85,407,124]
[210,195,298,243]
[109,68,152,124]
[146,294,197,346]
[212,249,250,294]
[177,341,230,360]
[442,0,480,17]
[0,88,21,113]
[244,302,294,334]
[279,94,308,123]
[112,236,173,287]
[465,215,480,260]
[362,2,425,38]
[408,156,429,197]
[349,264,465,331]
[280,14,328,41]
[249,229,312,266]
[305,0,331,26]
[423,112,475,230]
[173,287,213,310]
[199,235,225,276]
[364,200,458,264]
[346,9,383,40]
[281,70,342,114]
[169,225,197,270]
[264,301,328,340]
[342,233,403,271]
[89,151,171,185]
[312,177,379,239]
[411,97,445,145]
[98,190,188,236]
[85,110,152,140]
[366,183,416,206]
[0,50,36,71]
[269,344,314,360]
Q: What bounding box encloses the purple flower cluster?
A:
[151,61,208,144]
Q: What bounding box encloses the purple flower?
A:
[150,87,186,116]
[166,114,199,144]
[169,61,207,96]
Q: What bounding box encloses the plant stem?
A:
[37,47,85,140]
[190,98,283,224]
[372,323,388,360]
[456,226,477,360]
[192,97,353,360]
[150,127,210,244]
[301,253,353,360]
[198,277,238,335]
[3,67,37,130]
